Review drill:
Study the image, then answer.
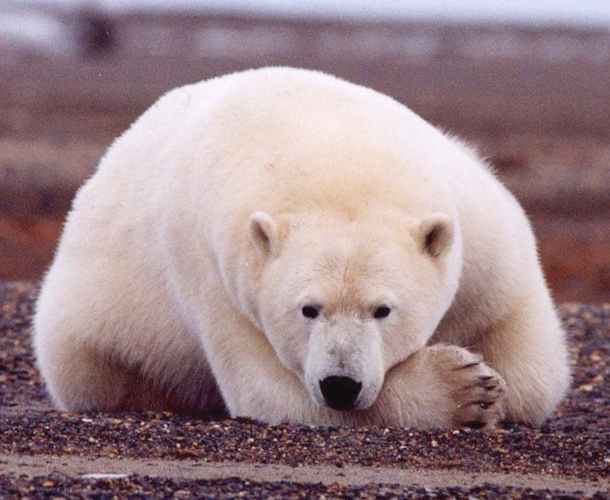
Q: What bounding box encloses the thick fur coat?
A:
[34,67,570,428]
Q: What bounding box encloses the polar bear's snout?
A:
[304,319,385,411]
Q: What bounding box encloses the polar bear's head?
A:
[248,208,461,412]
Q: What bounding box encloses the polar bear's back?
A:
[61,67,537,321]
[73,67,490,226]
[62,67,536,313]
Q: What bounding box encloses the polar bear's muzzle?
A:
[304,321,385,411]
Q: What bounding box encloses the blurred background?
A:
[1,0,609,303]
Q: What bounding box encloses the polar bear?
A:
[33,67,570,429]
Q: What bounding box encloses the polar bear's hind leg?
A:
[477,300,571,425]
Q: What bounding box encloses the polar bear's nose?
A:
[319,376,362,411]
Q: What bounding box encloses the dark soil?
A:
[0,281,608,498]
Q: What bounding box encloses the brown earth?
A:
[0,281,609,498]
[0,10,609,304]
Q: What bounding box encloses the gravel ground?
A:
[1,473,608,500]
[0,281,608,498]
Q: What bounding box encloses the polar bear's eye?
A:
[373,305,391,319]
[302,305,320,319]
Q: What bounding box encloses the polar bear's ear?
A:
[249,211,284,258]
[419,213,454,258]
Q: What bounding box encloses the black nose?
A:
[319,376,362,411]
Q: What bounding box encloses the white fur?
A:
[33,67,570,428]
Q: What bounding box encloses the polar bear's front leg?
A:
[371,345,507,429]
[199,313,354,425]
[202,310,507,427]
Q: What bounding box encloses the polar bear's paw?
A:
[431,345,507,430]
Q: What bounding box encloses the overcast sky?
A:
[16,0,610,26]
